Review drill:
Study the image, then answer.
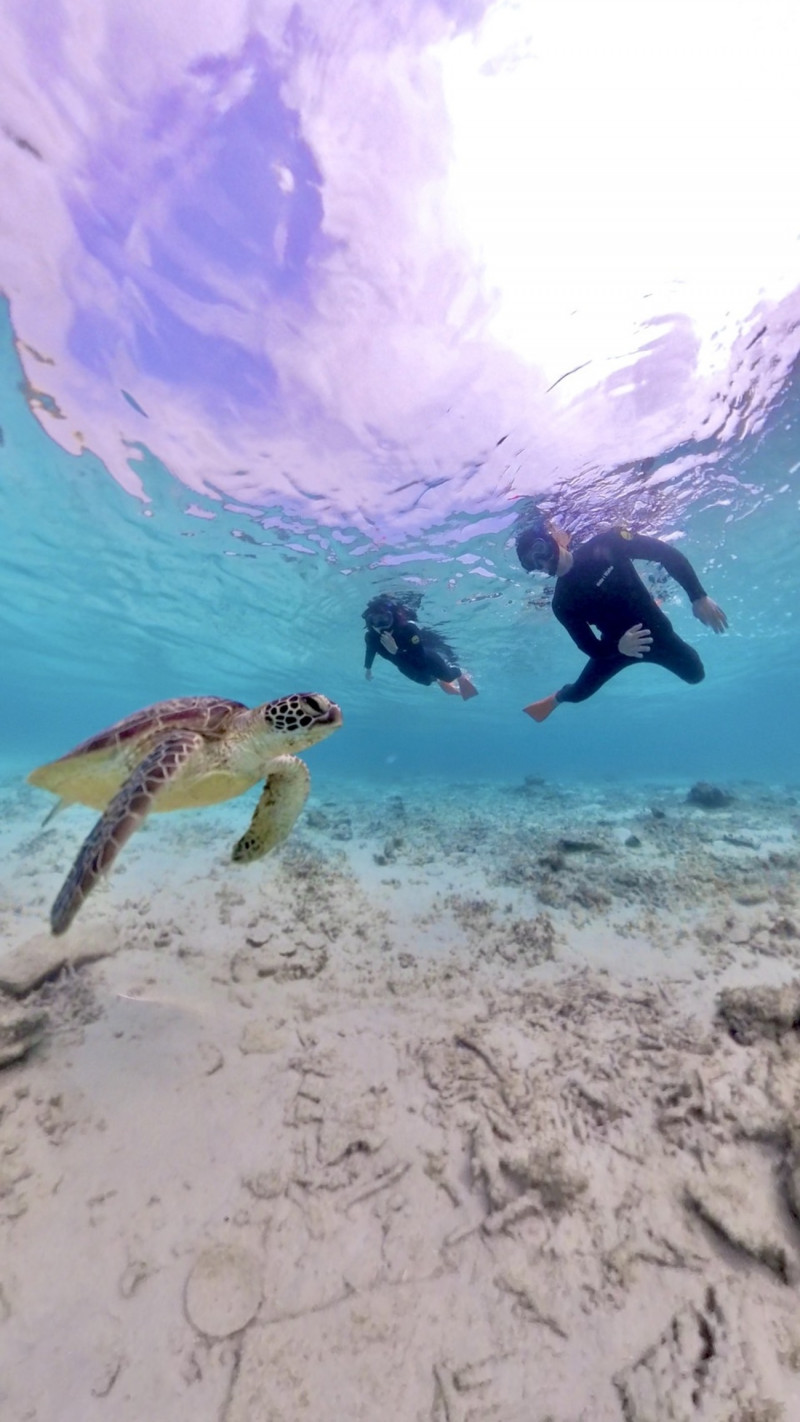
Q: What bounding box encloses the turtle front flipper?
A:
[232,755,311,863]
[50,731,206,936]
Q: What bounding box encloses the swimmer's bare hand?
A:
[618,624,653,658]
[692,596,728,633]
[379,631,398,654]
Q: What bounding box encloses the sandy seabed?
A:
[2,769,800,1422]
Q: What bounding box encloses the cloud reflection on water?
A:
[1,0,799,540]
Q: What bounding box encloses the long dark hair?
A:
[362,592,457,658]
[362,591,423,626]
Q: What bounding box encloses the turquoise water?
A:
[1,0,799,873]
[2,295,798,790]
[4,12,800,1419]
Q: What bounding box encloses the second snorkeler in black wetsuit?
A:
[362,595,478,700]
[515,518,727,722]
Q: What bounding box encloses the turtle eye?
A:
[304,696,323,715]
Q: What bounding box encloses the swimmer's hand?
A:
[692,596,728,633]
[365,669,373,681]
[618,624,653,658]
[379,631,398,654]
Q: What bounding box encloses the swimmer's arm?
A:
[622,531,707,602]
[623,532,727,631]
[555,608,612,658]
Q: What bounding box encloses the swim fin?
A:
[457,674,479,700]
[523,694,558,722]
[438,679,461,695]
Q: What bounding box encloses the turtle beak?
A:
[293,695,343,734]
[321,701,343,729]
[298,694,342,727]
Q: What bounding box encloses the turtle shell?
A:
[27,696,248,805]
[51,696,246,763]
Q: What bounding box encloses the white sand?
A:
[2,773,800,1420]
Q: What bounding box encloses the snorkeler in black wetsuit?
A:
[362,595,478,700]
[515,519,728,722]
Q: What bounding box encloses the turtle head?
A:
[257,692,343,753]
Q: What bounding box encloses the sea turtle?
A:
[28,692,343,936]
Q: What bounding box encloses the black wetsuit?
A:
[552,529,707,704]
[364,616,461,686]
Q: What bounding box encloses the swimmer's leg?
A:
[426,651,479,700]
[524,655,629,722]
[648,634,705,684]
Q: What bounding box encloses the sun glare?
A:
[440,0,800,383]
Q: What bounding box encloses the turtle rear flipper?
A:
[41,797,72,826]
[50,731,205,936]
[232,755,310,863]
